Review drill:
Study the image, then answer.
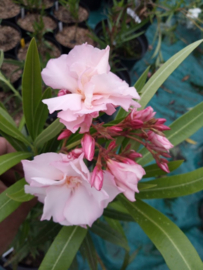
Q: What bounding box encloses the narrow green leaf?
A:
[0,72,22,100]
[34,87,52,138]
[104,217,126,238]
[138,101,203,166]
[90,220,129,251]
[0,108,31,147]
[139,39,203,109]
[143,160,184,178]
[0,107,16,127]
[22,38,42,140]
[34,119,64,149]
[138,183,157,190]
[119,197,203,270]
[7,186,34,202]
[0,152,32,175]
[80,232,98,270]
[138,167,203,199]
[103,208,134,222]
[0,130,28,152]
[0,179,26,223]
[39,226,87,270]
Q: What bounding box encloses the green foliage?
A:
[39,226,87,270]
[119,196,203,270]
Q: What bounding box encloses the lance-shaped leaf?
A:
[34,119,64,149]
[90,220,129,251]
[80,232,98,270]
[138,167,203,199]
[0,152,32,175]
[143,160,184,178]
[139,39,203,109]
[116,66,150,120]
[103,208,134,222]
[0,130,27,152]
[39,226,87,270]
[0,108,31,146]
[34,87,52,138]
[0,179,26,223]
[138,101,203,166]
[22,38,42,140]
[119,196,203,270]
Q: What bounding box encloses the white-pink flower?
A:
[106,159,145,201]
[41,43,140,133]
[22,153,121,227]
[148,131,173,151]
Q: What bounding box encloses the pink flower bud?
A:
[81,134,95,161]
[108,126,123,133]
[128,150,142,159]
[68,148,83,159]
[91,166,103,190]
[157,159,170,173]
[148,131,173,151]
[108,141,117,151]
[57,129,72,140]
[121,157,136,165]
[156,118,166,125]
[155,125,171,131]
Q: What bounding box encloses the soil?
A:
[1,59,22,83]
[17,40,61,61]
[0,0,20,19]
[17,14,57,33]
[54,5,88,24]
[55,26,94,49]
[0,26,21,52]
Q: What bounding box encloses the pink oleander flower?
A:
[148,131,173,151]
[41,43,140,133]
[107,159,146,201]
[22,153,121,227]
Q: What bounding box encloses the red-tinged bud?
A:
[157,159,170,173]
[128,150,142,159]
[120,157,136,165]
[131,119,143,129]
[155,125,171,131]
[91,166,103,190]
[108,141,117,151]
[81,134,95,161]
[57,129,72,140]
[108,126,123,133]
[156,118,166,125]
[161,152,171,158]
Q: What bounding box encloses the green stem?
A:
[66,139,81,150]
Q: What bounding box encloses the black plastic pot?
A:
[80,0,102,11]
[0,3,21,23]
[52,2,89,27]
[16,10,58,38]
[16,36,62,62]
[0,21,22,56]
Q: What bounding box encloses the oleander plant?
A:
[0,38,203,269]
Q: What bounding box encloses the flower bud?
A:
[157,159,170,173]
[128,150,142,159]
[57,129,72,140]
[156,118,166,125]
[91,166,103,190]
[108,141,117,151]
[108,126,123,133]
[148,131,173,151]
[81,134,95,161]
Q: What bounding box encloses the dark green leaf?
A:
[0,130,28,152]
[90,220,129,251]
[22,38,42,140]
[103,208,134,222]
[39,226,87,270]
[119,196,203,270]
[0,179,26,223]
[143,160,184,178]
[0,152,32,175]
[34,87,52,138]
[138,167,203,199]
[34,119,64,149]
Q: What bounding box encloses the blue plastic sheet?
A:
[78,7,203,270]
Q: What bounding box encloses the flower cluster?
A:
[22,44,173,227]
